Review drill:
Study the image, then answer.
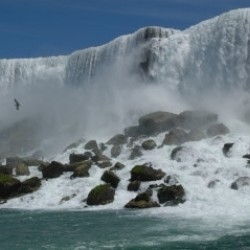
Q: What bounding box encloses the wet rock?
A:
[15,163,30,176]
[162,128,188,145]
[99,143,107,152]
[96,161,112,169]
[19,177,41,194]
[0,174,21,199]
[63,138,85,152]
[111,145,122,158]
[6,156,45,168]
[84,140,99,152]
[157,184,185,205]
[138,111,178,135]
[207,179,220,188]
[231,177,250,190]
[206,123,230,137]
[110,162,125,171]
[70,161,92,178]
[177,110,218,129]
[124,126,140,138]
[164,175,179,185]
[69,153,90,164]
[91,151,110,163]
[106,134,127,145]
[170,146,197,162]
[129,145,143,160]
[65,160,92,172]
[0,166,12,175]
[127,180,141,191]
[101,170,120,188]
[86,184,115,205]
[188,129,206,142]
[141,139,157,150]
[42,161,65,179]
[125,190,160,209]
[130,164,166,182]
[223,143,234,157]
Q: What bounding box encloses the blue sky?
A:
[0,0,249,58]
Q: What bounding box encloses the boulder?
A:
[101,170,120,188]
[21,157,45,167]
[96,161,112,169]
[138,111,178,135]
[6,156,44,168]
[106,134,127,145]
[206,123,230,137]
[110,162,125,171]
[63,138,85,152]
[86,184,115,205]
[15,163,30,176]
[42,161,65,179]
[110,145,122,158]
[188,129,206,142]
[157,184,185,205]
[207,179,220,188]
[91,151,110,163]
[162,128,188,145]
[0,166,12,175]
[65,160,92,172]
[19,177,41,194]
[124,199,160,209]
[164,175,179,185]
[84,140,99,152]
[130,164,166,182]
[170,146,197,162]
[231,177,250,190]
[223,143,234,157]
[141,139,157,150]
[69,153,90,164]
[0,174,21,198]
[170,146,183,161]
[129,145,143,160]
[124,126,140,138]
[177,110,218,129]
[70,161,92,178]
[127,180,141,191]
[125,191,160,209]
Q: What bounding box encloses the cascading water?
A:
[0,8,250,164]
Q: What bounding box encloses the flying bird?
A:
[14,99,20,110]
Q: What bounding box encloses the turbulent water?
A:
[1,8,250,249]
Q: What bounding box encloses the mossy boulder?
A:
[130,164,166,182]
[86,184,115,206]
[101,170,120,188]
[0,174,21,198]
